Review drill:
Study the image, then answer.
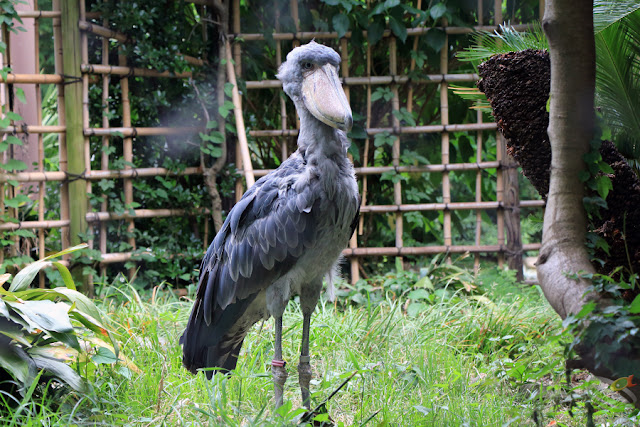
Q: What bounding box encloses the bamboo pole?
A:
[494,0,504,267]
[84,126,203,136]
[225,39,255,188]
[0,219,71,231]
[342,243,541,257]
[35,0,45,288]
[229,24,533,42]
[0,21,7,272]
[244,73,478,89]
[1,200,545,230]
[99,10,110,279]
[61,0,87,286]
[249,122,497,138]
[17,10,61,18]
[118,46,137,279]
[340,37,359,283]
[86,207,209,222]
[0,73,64,83]
[0,166,202,182]
[53,0,69,252]
[232,0,243,201]
[358,42,372,236]
[440,20,452,256]
[81,63,193,79]
[474,0,484,273]
[275,8,288,161]
[0,125,66,133]
[80,0,94,296]
[389,37,403,266]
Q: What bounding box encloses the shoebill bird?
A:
[180,41,359,409]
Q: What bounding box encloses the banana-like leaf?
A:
[0,341,32,385]
[52,261,76,290]
[30,353,87,393]
[8,243,87,292]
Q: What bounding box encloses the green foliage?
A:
[0,245,121,397]
[563,271,640,390]
[457,22,548,67]
[594,6,640,166]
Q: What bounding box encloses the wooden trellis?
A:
[0,0,544,291]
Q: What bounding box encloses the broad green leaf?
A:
[2,158,27,171]
[3,193,30,208]
[629,294,640,314]
[332,14,349,39]
[429,3,447,20]
[407,302,427,317]
[596,175,613,200]
[5,300,74,333]
[367,21,384,46]
[52,261,76,290]
[414,275,434,291]
[92,346,117,365]
[42,243,88,261]
[9,259,52,291]
[388,15,407,43]
[0,344,31,385]
[30,353,87,392]
[15,87,26,104]
[407,289,431,300]
[426,29,446,53]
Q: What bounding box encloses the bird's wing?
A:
[197,157,319,326]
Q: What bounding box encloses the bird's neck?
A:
[295,107,348,160]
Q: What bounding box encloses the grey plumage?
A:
[180,42,359,403]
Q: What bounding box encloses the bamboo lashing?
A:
[225,39,255,188]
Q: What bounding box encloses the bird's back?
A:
[181,148,359,376]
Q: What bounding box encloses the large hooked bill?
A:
[301,63,353,132]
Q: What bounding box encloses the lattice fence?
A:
[0,0,544,293]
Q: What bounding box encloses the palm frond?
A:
[595,15,640,160]
[594,0,640,34]
[449,85,492,111]
[456,22,548,66]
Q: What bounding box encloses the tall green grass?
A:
[2,276,637,426]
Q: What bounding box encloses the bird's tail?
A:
[180,296,254,379]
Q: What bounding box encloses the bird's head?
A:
[277,41,353,132]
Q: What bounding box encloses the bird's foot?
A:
[272,359,288,408]
[298,355,312,409]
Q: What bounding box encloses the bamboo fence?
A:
[0,0,544,289]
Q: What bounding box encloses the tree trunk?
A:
[537,0,595,319]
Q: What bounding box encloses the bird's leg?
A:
[298,312,313,409]
[272,316,288,409]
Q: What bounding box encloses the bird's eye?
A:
[302,62,313,70]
